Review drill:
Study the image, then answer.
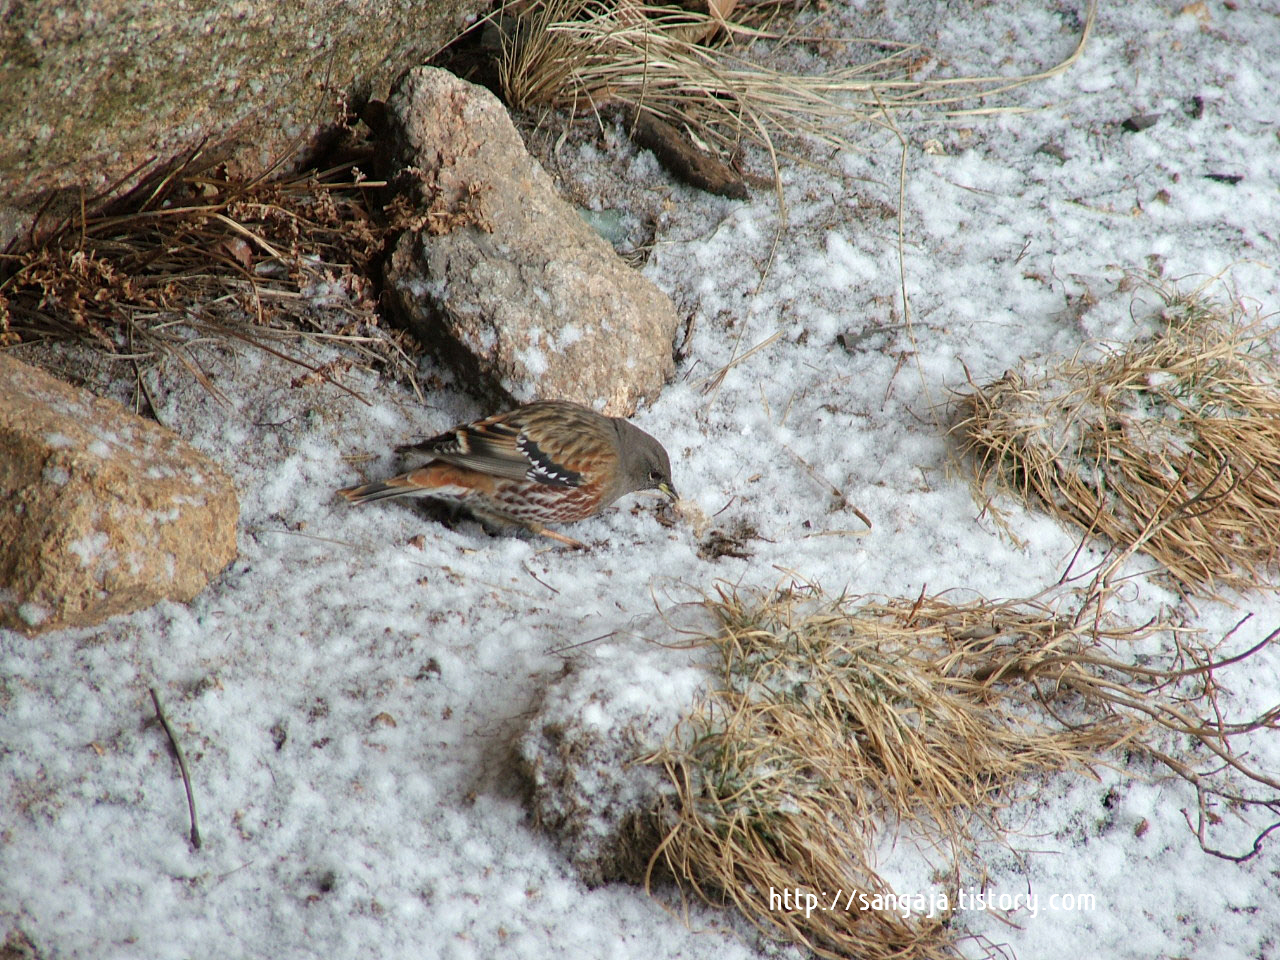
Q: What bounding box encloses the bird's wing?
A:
[399,408,585,488]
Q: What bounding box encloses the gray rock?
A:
[0,355,239,635]
[518,654,686,886]
[384,67,679,417]
[0,0,486,248]
[517,616,714,886]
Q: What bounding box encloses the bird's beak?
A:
[657,480,678,501]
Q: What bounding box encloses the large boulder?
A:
[0,355,239,635]
[0,0,485,248]
[384,67,680,416]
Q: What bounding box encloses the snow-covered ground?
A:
[4,2,1280,958]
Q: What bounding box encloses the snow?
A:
[67,532,110,569]
[40,464,71,487]
[4,2,1280,958]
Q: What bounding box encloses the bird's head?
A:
[616,419,678,503]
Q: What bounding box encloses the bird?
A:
[338,400,678,549]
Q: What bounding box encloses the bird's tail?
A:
[338,465,480,504]
[339,478,412,504]
[338,470,437,504]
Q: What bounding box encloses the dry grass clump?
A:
[642,583,1280,960]
[954,288,1280,595]
[0,143,422,403]
[494,0,1095,171]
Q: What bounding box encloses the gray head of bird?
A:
[613,418,678,504]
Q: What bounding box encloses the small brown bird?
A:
[339,400,678,548]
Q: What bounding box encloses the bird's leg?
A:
[527,523,588,550]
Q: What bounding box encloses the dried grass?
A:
[954,286,1280,595]
[0,142,423,404]
[495,0,1095,173]
[641,581,1280,959]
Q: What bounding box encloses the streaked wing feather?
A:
[427,418,531,481]
[517,434,583,487]
[398,408,587,485]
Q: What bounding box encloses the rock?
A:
[384,67,679,417]
[0,356,239,635]
[518,646,694,886]
[0,0,486,249]
[1120,112,1161,133]
[517,617,714,885]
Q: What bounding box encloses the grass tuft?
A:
[0,141,424,405]
[639,581,1280,958]
[954,282,1280,594]
[495,0,1096,179]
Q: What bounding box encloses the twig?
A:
[694,328,783,396]
[524,559,561,595]
[1184,792,1280,863]
[548,631,618,656]
[149,686,203,850]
